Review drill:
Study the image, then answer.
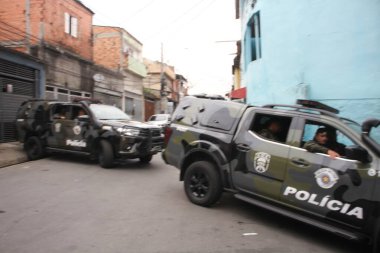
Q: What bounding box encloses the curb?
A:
[0,142,29,168]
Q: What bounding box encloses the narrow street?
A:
[0,155,364,253]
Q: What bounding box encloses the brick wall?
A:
[0,0,93,60]
[93,26,124,71]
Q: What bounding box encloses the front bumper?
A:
[117,135,164,158]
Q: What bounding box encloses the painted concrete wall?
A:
[241,0,380,123]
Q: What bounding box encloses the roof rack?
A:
[71,97,102,104]
[262,103,339,118]
[296,99,339,114]
[190,93,226,100]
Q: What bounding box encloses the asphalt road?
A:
[0,155,366,253]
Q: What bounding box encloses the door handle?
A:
[291,158,310,167]
[236,143,250,152]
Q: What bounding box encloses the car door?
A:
[47,104,69,148]
[48,104,89,152]
[231,109,296,200]
[281,117,376,228]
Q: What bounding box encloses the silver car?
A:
[147,114,171,128]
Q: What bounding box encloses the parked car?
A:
[16,99,164,168]
[147,114,171,128]
[163,96,380,252]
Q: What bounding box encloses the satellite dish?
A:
[93,73,105,82]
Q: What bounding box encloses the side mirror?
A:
[345,145,372,163]
[78,115,90,122]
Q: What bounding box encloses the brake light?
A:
[164,127,173,147]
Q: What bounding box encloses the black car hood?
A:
[99,119,160,130]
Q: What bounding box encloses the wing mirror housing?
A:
[78,115,90,122]
[345,145,372,164]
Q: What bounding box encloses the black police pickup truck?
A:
[162,96,380,251]
[16,99,163,168]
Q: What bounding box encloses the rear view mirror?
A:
[345,145,372,163]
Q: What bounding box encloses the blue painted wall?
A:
[240,0,380,123]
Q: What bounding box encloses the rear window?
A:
[173,97,247,132]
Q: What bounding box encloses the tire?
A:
[99,140,115,168]
[371,221,380,253]
[139,155,153,164]
[184,161,222,207]
[25,136,45,160]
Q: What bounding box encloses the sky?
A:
[80,0,241,96]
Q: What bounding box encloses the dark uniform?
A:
[258,129,280,141]
[303,140,329,154]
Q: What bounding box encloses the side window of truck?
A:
[301,120,355,157]
[250,113,292,143]
[52,105,69,120]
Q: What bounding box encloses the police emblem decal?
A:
[314,168,339,189]
[73,125,81,135]
[253,152,271,173]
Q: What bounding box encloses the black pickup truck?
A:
[16,99,164,168]
[163,96,380,251]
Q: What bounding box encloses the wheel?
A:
[25,136,45,160]
[184,161,222,207]
[99,140,115,168]
[371,221,380,253]
[139,155,153,164]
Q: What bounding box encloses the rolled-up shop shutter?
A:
[0,58,37,142]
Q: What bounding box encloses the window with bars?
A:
[46,86,90,101]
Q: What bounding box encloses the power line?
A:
[121,0,156,23]
[143,0,209,40]
[159,0,218,42]
[0,21,151,82]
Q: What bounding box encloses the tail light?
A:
[164,127,173,147]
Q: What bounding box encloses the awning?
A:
[228,87,246,99]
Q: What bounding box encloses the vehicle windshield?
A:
[89,104,131,120]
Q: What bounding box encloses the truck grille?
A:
[139,128,161,137]
[151,129,161,137]
[139,129,150,137]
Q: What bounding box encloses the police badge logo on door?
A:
[253,152,271,173]
[314,168,339,189]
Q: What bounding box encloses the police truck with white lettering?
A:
[163,97,380,252]
[16,99,164,168]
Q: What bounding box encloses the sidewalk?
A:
[0,142,28,168]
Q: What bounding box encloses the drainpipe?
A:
[25,0,31,54]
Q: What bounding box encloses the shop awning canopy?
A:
[228,87,246,99]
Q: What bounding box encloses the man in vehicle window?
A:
[326,127,346,156]
[303,127,340,158]
[258,119,282,141]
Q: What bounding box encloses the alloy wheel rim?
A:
[189,171,209,198]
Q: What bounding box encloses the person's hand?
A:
[327,150,340,159]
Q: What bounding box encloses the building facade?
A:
[143,59,176,119]
[93,25,146,121]
[0,0,95,101]
[237,0,380,123]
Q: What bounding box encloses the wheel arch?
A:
[180,144,231,189]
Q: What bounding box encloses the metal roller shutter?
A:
[0,58,37,143]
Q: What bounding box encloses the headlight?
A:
[117,127,140,136]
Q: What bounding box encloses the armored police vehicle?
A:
[16,99,164,168]
[162,96,380,251]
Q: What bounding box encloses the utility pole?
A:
[25,0,31,54]
[160,42,167,113]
